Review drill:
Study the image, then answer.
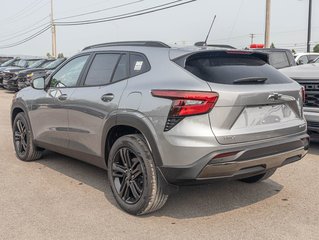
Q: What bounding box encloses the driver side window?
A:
[50,55,89,88]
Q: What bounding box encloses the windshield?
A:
[44,58,65,69]
[16,60,27,67]
[315,58,319,63]
[1,59,15,67]
[40,60,54,68]
[28,60,45,68]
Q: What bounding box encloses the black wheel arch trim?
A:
[101,112,164,167]
[11,101,30,126]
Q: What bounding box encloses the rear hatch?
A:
[173,50,306,145]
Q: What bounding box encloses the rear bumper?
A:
[160,133,309,184]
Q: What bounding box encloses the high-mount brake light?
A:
[226,51,253,55]
[151,90,219,131]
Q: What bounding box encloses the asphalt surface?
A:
[0,89,318,240]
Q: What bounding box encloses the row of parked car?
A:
[0,57,66,91]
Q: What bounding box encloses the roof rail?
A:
[194,42,236,49]
[82,41,171,51]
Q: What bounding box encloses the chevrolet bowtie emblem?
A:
[268,93,283,101]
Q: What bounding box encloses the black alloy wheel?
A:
[111,147,145,204]
[108,134,168,215]
[13,112,43,161]
[14,119,28,157]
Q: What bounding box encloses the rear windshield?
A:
[182,52,292,85]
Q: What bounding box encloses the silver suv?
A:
[11,41,309,215]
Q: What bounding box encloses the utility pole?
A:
[264,0,271,48]
[307,0,312,52]
[249,33,255,45]
[51,0,57,58]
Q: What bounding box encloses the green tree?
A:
[314,44,319,53]
[270,42,275,48]
[291,49,296,54]
[57,53,64,58]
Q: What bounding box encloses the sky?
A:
[0,0,318,57]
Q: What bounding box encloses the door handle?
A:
[101,93,114,102]
[58,94,68,101]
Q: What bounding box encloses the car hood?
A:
[0,66,21,72]
[3,67,25,73]
[18,68,45,76]
[279,63,319,79]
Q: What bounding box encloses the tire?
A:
[12,112,43,161]
[239,168,277,183]
[108,134,168,215]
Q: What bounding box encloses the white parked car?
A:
[294,53,319,65]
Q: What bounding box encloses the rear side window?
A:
[112,54,128,82]
[183,52,292,85]
[85,54,121,86]
[130,53,150,77]
[268,52,290,69]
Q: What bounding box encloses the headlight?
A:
[27,73,34,78]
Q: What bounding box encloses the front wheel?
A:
[239,168,277,183]
[13,112,43,161]
[108,134,168,215]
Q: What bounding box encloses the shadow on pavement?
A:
[38,150,284,219]
[309,141,319,155]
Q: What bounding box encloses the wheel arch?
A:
[102,113,163,167]
[11,102,29,126]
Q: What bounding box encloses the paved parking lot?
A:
[0,89,318,240]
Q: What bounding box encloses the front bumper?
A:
[3,78,18,91]
[304,109,319,133]
[18,81,30,90]
[160,133,309,184]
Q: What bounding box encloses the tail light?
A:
[151,90,219,131]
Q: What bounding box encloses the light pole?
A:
[51,0,57,57]
[307,0,312,52]
[264,0,271,48]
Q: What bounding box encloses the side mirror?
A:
[31,77,45,90]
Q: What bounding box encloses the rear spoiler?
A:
[172,50,270,68]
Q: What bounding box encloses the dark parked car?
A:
[11,41,308,215]
[252,48,296,69]
[0,56,13,65]
[3,59,54,91]
[17,58,67,90]
[0,58,22,86]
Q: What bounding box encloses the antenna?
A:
[204,14,217,46]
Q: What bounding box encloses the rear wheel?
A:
[239,169,277,183]
[13,112,43,161]
[108,134,168,215]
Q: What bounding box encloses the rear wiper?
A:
[233,77,268,84]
